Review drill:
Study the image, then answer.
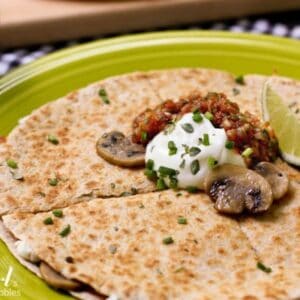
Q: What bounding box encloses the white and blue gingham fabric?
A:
[1,14,300,77]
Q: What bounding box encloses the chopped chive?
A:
[204,112,213,121]
[191,160,200,175]
[141,131,148,142]
[235,75,245,85]
[174,267,185,273]
[162,236,174,245]
[257,262,272,273]
[232,87,240,96]
[242,147,253,158]
[181,123,194,133]
[144,169,157,180]
[120,191,133,197]
[189,147,201,157]
[43,217,53,225]
[207,156,218,168]
[131,187,138,195]
[158,166,177,177]
[186,186,199,193]
[169,177,178,189]
[6,159,18,169]
[202,133,210,146]
[109,245,117,254]
[179,159,185,169]
[47,134,59,145]
[52,209,63,218]
[168,141,177,156]
[182,144,190,154]
[192,111,203,123]
[164,122,176,135]
[146,159,154,170]
[177,217,187,225]
[48,178,58,186]
[225,140,235,149]
[98,88,110,104]
[59,224,71,237]
[157,178,167,190]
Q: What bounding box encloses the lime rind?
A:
[261,81,300,166]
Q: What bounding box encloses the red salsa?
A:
[132,92,279,166]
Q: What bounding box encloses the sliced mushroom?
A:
[40,262,82,291]
[204,164,273,214]
[96,131,145,167]
[254,162,289,200]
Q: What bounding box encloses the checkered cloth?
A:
[1,13,300,77]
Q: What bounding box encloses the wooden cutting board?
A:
[1,0,300,48]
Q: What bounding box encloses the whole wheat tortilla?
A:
[2,190,285,300]
[1,68,299,215]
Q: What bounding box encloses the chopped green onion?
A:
[98,88,110,104]
[177,217,187,225]
[109,245,117,254]
[192,110,203,123]
[242,147,253,158]
[168,141,177,156]
[191,160,200,175]
[169,177,178,189]
[144,169,157,180]
[204,112,213,121]
[158,166,177,177]
[48,178,58,186]
[176,192,182,197]
[162,236,174,245]
[59,224,71,237]
[6,159,18,169]
[181,123,194,133]
[146,159,154,170]
[207,156,218,168]
[182,144,190,154]
[47,134,59,145]
[141,131,148,142]
[174,267,185,273]
[179,159,185,169]
[257,262,272,273]
[235,75,245,85]
[189,147,201,157]
[232,87,240,96]
[52,209,63,218]
[225,140,235,149]
[186,186,199,193]
[43,217,53,225]
[202,133,210,146]
[157,178,167,190]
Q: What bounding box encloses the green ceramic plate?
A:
[0,31,300,299]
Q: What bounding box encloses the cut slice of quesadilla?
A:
[0,69,299,216]
[1,190,284,300]
[239,174,300,300]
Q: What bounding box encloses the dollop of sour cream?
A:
[145,113,245,190]
[15,240,40,263]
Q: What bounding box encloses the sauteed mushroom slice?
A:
[96,131,145,167]
[40,262,82,291]
[254,162,289,200]
[205,164,273,214]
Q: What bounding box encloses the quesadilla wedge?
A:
[1,190,288,300]
[0,68,299,215]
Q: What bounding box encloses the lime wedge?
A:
[261,82,300,166]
